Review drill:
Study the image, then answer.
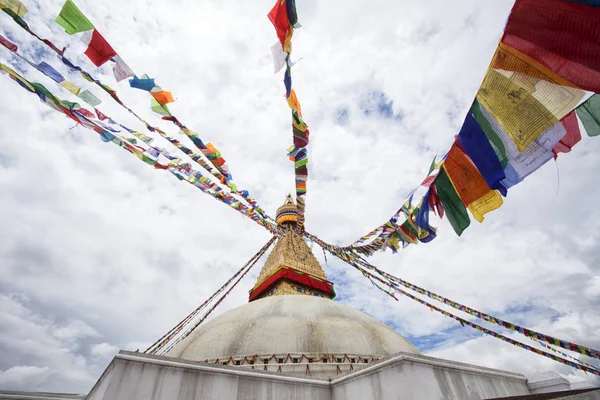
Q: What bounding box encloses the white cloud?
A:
[0,366,51,387]
[1,0,599,394]
[89,343,119,359]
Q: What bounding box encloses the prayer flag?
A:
[470,100,508,167]
[37,62,65,83]
[553,111,581,158]
[477,101,566,183]
[286,0,300,28]
[444,143,503,223]
[502,0,600,93]
[270,42,286,73]
[0,33,17,51]
[576,95,600,137]
[129,75,155,91]
[112,55,134,82]
[458,112,507,196]
[151,98,171,116]
[477,44,584,152]
[0,0,26,17]
[95,108,110,121]
[151,90,174,106]
[83,30,116,67]
[78,89,101,107]
[268,0,289,46]
[55,0,94,35]
[434,169,470,236]
[60,81,81,95]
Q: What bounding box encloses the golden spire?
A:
[248,196,335,302]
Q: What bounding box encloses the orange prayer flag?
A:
[287,89,302,116]
[151,90,175,106]
[444,142,503,223]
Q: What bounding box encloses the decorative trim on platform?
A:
[249,266,335,301]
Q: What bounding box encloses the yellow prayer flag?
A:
[467,190,503,223]
[60,81,81,95]
[287,89,302,116]
[477,44,584,152]
[0,0,27,16]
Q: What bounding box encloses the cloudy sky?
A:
[1,0,599,394]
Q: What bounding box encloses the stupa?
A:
[163,194,420,378]
[1,199,598,399]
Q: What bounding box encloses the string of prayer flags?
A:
[307,230,600,369]
[576,95,600,137]
[502,0,600,93]
[0,55,276,233]
[0,0,26,17]
[55,0,94,34]
[9,2,257,210]
[349,0,600,254]
[54,1,257,206]
[268,0,309,228]
[81,29,117,67]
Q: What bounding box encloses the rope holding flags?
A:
[151,236,277,355]
[347,0,600,256]
[304,231,600,376]
[0,58,276,233]
[302,231,600,362]
[1,0,272,225]
[268,0,309,230]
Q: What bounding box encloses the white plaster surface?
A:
[166,295,420,361]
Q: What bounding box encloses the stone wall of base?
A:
[330,353,529,400]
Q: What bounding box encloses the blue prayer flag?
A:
[38,62,64,83]
[129,75,155,91]
[458,112,507,196]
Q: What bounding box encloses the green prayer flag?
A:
[471,100,508,167]
[151,98,171,116]
[435,168,470,236]
[576,95,600,137]
[31,83,60,106]
[78,89,101,107]
[59,99,80,109]
[55,0,94,34]
[295,158,308,168]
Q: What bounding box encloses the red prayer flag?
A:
[502,0,600,93]
[84,30,116,67]
[95,108,110,121]
[0,34,17,52]
[268,0,289,46]
[74,108,95,118]
[553,110,582,159]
